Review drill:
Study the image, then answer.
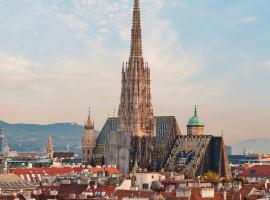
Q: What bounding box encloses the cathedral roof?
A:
[187,106,204,126]
[96,118,118,145]
[96,116,180,146]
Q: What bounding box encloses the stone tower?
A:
[47,134,54,159]
[187,106,204,136]
[82,108,96,164]
[0,128,4,153]
[118,0,156,172]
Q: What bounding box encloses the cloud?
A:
[2,0,268,144]
[262,61,270,70]
[241,16,257,23]
[58,14,88,31]
[0,0,217,126]
[242,60,270,73]
[0,52,36,91]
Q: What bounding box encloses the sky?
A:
[0,0,269,145]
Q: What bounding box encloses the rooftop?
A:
[240,165,270,177]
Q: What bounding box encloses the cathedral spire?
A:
[117,0,156,173]
[47,133,54,159]
[130,0,143,58]
[85,107,94,130]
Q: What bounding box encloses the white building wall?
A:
[135,173,165,190]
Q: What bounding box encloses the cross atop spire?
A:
[130,0,143,58]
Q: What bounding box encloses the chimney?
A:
[233,182,242,193]
[216,182,223,191]
[264,179,269,189]
[223,190,227,200]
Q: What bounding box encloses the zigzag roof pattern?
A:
[96,116,180,146]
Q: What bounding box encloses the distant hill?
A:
[0,120,99,154]
[1,120,269,155]
[231,138,270,154]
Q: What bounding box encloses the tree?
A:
[204,171,220,183]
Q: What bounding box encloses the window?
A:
[249,170,256,175]
[142,183,149,190]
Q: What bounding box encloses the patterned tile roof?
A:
[96,118,118,145]
[165,135,212,176]
[155,116,180,145]
[96,116,180,146]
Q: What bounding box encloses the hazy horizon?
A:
[0,0,269,144]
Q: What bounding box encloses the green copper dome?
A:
[187,106,204,126]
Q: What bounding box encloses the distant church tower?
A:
[187,106,204,136]
[47,134,54,159]
[82,108,96,164]
[117,0,156,172]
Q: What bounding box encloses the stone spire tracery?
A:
[116,0,156,172]
[130,0,143,58]
[118,0,155,138]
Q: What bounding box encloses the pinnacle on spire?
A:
[130,0,143,58]
[194,105,197,116]
[87,107,91,122]
[48,133,53,146]
[85,107,94,129]
[134,0,140,10]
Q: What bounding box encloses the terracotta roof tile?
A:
[53,152,75,159]
[87,186,116,197]
[10,166,121,182]
[240,165,270,177]
[58,184,88,199]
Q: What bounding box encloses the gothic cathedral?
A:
[82,0,232,179]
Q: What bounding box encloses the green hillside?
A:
[0,120,99,154]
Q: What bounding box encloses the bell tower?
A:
[82,108,96,164]
[187,106,205,136]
